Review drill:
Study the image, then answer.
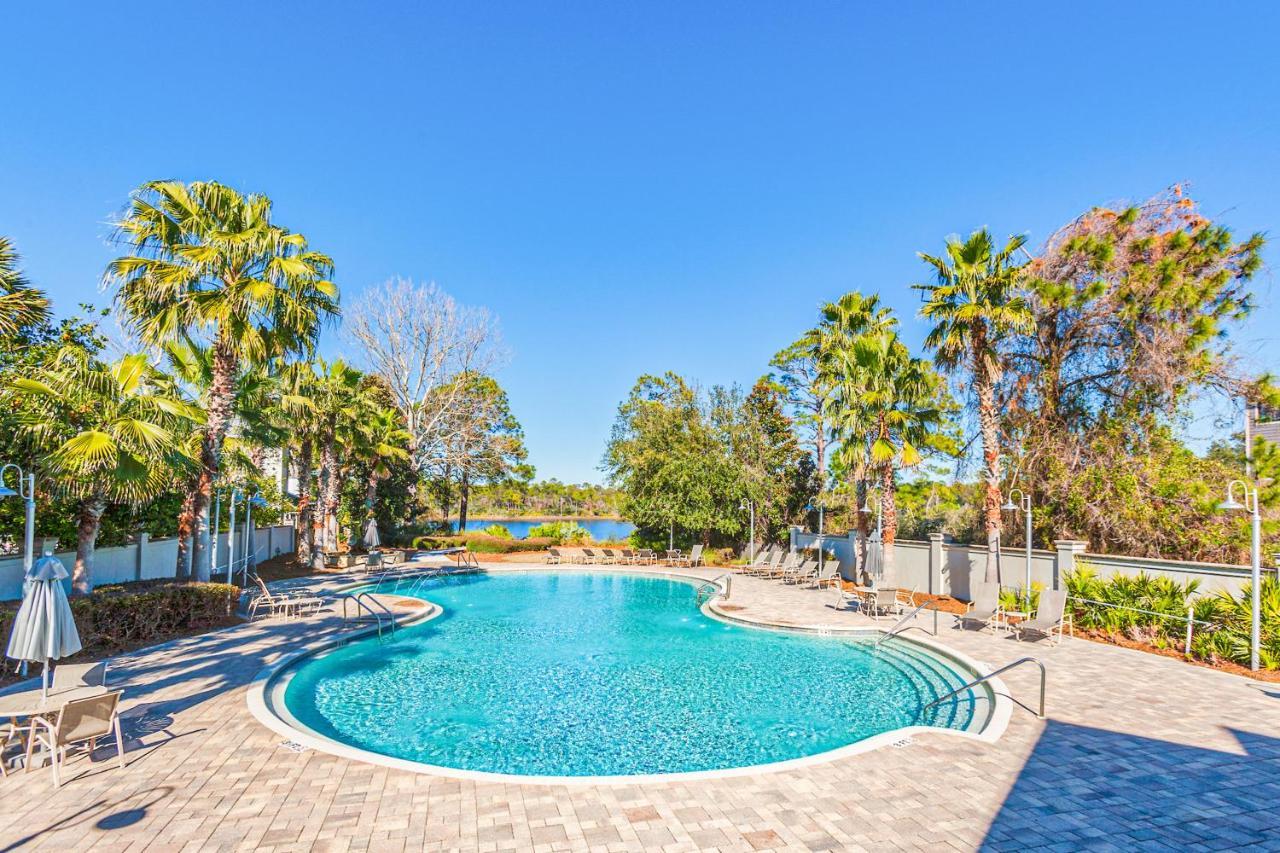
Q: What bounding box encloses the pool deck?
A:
[1,560,1278,851]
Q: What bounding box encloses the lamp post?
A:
[0,463,37,577]
[1001,489,1033,611]
[1219,479,1262,671]
[243,493,267,585]
[739,499,755,563]
[226,487,242,585]
[211,490,223,579]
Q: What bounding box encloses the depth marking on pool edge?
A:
[279,740,310,753]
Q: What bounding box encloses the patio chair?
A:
[546,547,562,564]
[956,582,1003,634]
[763,551,799,579]
[865,587,903,621]
[581,548,599,564]
[635,548,657,565]
[248,576,325,621]
[599,548,620,564]
[26,691,125,788]
[1015,588,1070,644]
[739,545,776,573]
[752,550,787,577]
[52,662,107,691]
[895,586,918,611]
[618,548,642,564]
[779,557,815,584]
[672,544,704,567]
[811,560,841,590]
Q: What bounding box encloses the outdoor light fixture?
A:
[1219,479,1262,671]
[1002,488,1034,611]
[0,463,37,577]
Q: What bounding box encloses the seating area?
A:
[0,660,123,788]
[546,545,704,567]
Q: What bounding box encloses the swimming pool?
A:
[267,572,996,780]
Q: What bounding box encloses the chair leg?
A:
[51,746,61,788]
[114,718,125,769]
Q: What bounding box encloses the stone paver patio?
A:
[1,561,1278,852]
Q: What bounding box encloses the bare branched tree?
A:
[345,278,505,474]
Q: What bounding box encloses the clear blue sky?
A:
[3,3,1276,483]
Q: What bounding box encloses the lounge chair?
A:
[248,576,325,621]
[779,557,815,584]
[672,544,704,567]
[581,548,599,564]
[762,552,799,579]
[546,547,563,565]
[52,662,107,691]
[739,546,776,573]
[895,586,918,611]
[810,560,841,589]
[752,550,787,577]
[600,549,621,565]
[635,548,657,565]
[26,691,125,788]
[1015,589,1071,644]
[956,582,1003,634]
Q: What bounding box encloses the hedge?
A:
[412,533,556,554]
[0,582,239,656]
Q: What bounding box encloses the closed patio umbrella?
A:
[363,517,381,550]
[5,551,82,700]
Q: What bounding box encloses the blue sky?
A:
[2,3,1277,483]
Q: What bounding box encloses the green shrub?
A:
[411,533,554,554]
[0,582,238,656]
[482,524,513,539]
[528,521,592,544]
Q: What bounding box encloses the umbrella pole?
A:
[41,660,48,701]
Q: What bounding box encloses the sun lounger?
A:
[778,557,814,584]
[547,547,563,564]
[811,560,841,589]
[672,544,704,567]
[248,576,325,620]
[1015,588,1071,644]
[956,582,1003,634]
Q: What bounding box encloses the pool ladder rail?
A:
[874,601,943,646]
[924,656,1047,720]
[340,592,397,639]
[695,573,732,606]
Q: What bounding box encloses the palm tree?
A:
[915,229,1031,584]
[108,181,338,581]
[355,407,411,515]
[8,346,200,593]
[819,291,896,567]
[843,330,955,585]
[308,359,365,555]
[0,236,51,340]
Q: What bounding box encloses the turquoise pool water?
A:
[281,572,987,777]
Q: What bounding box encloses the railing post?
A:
[1185,604,1194,655]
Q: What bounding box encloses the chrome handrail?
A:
[875,601,941,646]
[923,656,1046,719]
[696,573,732,604]
[340,592,396,637]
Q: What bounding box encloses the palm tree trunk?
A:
[854,477,870,578]
[879,464,898,587]
[296,437,315,567]
[73,497,107,595]
[174,486,196,579]
[192,338,237,582]
[319,418,338,551]
[974,336,1003,585]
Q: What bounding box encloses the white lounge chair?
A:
[1015,588,1071,644]
[248,576,325,621]
[956,582,1003,634]
[672,544,704,567]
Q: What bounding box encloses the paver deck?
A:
[1,561,1277,852]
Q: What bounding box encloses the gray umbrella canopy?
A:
[363,517,381,549]
[5,552,82,698]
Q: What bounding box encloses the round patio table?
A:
[0,684,109,719]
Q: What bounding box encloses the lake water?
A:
[461,517,636,541]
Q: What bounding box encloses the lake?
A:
[461,517,636,541]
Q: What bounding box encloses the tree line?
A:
[0,181,529,593]
[606,187,1278,580]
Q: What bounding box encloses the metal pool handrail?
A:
[696,573,732,605]
[875,601,942,646]
[924,656,1046,720]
